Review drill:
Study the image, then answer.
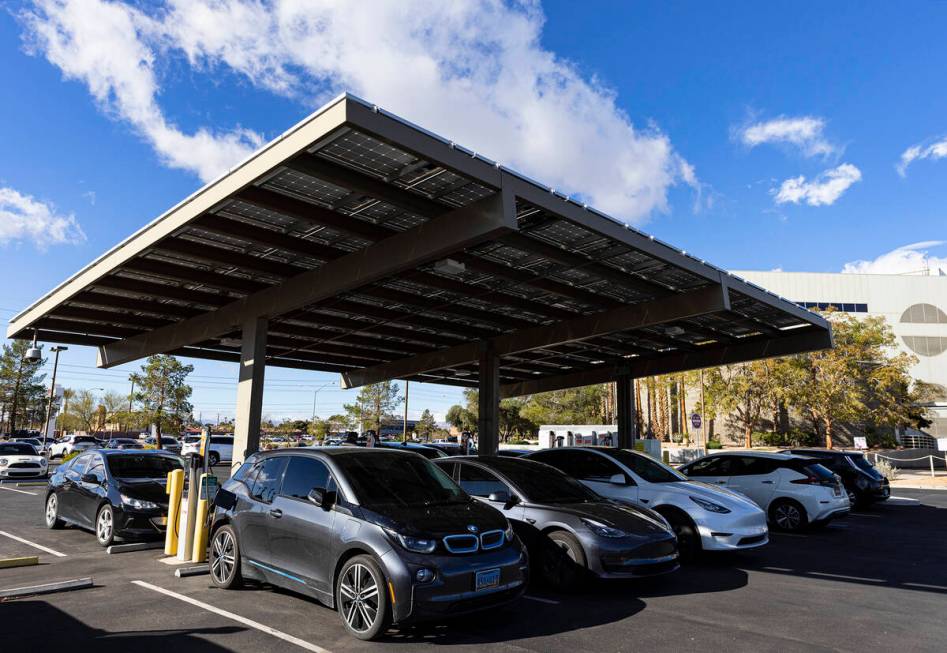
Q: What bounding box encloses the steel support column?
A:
[477,345,500,457]
[233,317,267,468]
[616,374,636,449]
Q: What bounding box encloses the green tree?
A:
[0,340,47,433]
[100,391,127,432]
[713,361,778,448]
[344,381,402,434]
[129,355,194,448]
[70,389,100,433]
[416,409,437,440]
[308,417,329,438]
[445,404,476,431]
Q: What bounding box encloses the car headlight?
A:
[0,458,7,467]
[121,494,159,510]
[39,458,48,466]
[384,528,437,553]
[690,496,731,514]
[581,518,628,538]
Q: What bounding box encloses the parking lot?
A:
[1,467,945,653]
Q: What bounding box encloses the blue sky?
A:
[1,1,945,424]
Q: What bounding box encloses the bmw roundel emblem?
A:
[467,524,479,533]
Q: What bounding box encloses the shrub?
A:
[61,450,81,463]
[706,439,723,450]
[872,457,899,482]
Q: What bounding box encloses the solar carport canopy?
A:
[7,94,831,399]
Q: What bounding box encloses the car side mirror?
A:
[80,473,99,484]
[308,487,335,510]
[609,473,627,486]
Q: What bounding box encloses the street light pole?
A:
[42,346,67,453]
[402,381,410,443]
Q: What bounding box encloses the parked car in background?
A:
[434,456,678,587]
[45,449,184,546]
[525,447,768,560]
[376,441,448,459]
[209,448,528,640]
[0,441,49,479]
[14,437,49,456]
[678,452,849,532]
[497,449,532,458]
[427,441,477,456]
[781,448,890,507]
[104,438,145,450]
[48,435,100,460]
[180,435,233,466]
[144,436,181,454]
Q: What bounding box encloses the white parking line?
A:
[523,595,560,604]
[0,530,67,557]
[0,486,37,495]
[131,580,332,653]
[808,571,885,583]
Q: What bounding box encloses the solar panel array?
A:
[26,122,826,388]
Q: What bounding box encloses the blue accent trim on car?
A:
[246,559,306,584]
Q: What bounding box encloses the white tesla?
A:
[526,447,768,560]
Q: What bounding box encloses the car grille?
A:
[480,529,504,550]
[443,534,479,553]
[738,534,767,546]
[9,462,40,469]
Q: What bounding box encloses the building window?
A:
[796,301,868,313]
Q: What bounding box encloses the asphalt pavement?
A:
[1,471,945,653]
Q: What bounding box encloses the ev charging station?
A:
[165,428,218,563]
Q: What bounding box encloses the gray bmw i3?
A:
[209,448,528,640]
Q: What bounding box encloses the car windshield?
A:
[107,454,183,479]
[846,454,881,475]
[333,451,467,509]
[0,443,37,455]
[608,449,687,483]
[482,458,599,504]
[74,436,97,443]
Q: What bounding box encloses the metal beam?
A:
[97,191,516,368]
[616,374,635,448]
[499,327,833,398]
[233,317,267,467]
[477,344,500,457]
[340,283,728,389]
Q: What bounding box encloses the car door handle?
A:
[716,480,727,484]
[269,509,283,519]
[761,480,774,484]
[640,499,649,503]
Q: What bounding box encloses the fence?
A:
[872,452,947,478]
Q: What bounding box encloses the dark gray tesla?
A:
[433,456,678,588]
[209,448,528,640]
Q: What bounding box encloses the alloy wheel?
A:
[339,563,380,634]
[556,540,578,562]
[45,494,58,526]
[211,530,236,584]
[96,508,113,543]
[773,503,801,530]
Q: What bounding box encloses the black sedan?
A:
[45,449,184,546]
[781,448,890,506]
[434,456,678,588]
[375,441,448,459]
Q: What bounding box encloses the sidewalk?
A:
[889,468,947,490]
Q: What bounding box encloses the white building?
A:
[733,270,947,440]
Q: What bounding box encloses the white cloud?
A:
[772,163,861,207]
[738,115,837,158]
[897,137,947,176]
[842,241,947,275]
[0,186,86,249]
[20,0,696,223]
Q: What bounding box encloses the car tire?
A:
[336,555,391,641]
[769,498,808,532]
[656,507,701,563]
[209,451,220,467]
[210,525,243,589]
[45,493,65,529]
[542,530,588,590]
[95,504,115,547]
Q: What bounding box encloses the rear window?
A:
[74,436,97,443]
[785,460,836,480]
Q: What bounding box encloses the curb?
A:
[0,556,39,569]
[175,564,209,578]
[0,577,93,600]
[106,541,165,554]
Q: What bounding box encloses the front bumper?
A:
[582,533,679,578]
[696,511,769,551]
[382,540,529,624]
[0,467,47,479]
[115,507,169,539]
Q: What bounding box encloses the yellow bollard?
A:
[191,473,211,563]
[164,469,184,556]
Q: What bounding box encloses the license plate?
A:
[475,568,501,591]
